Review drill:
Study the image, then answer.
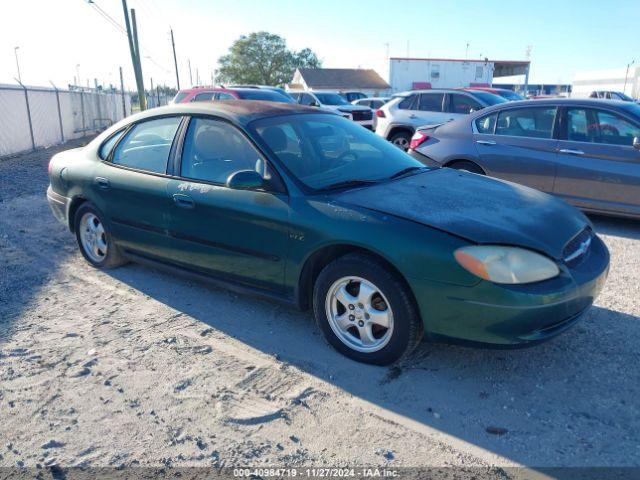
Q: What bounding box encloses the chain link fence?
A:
[0,83,132,158]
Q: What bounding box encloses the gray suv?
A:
[374,89,506,150]
[409,98,640,219]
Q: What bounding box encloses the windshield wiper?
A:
[389,166,426,180]
[321,179,379,191]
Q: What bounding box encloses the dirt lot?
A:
[1,141,639,473]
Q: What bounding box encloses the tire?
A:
[312,253,423,365]
[74,203,126,269]
[389,131,412,151]
[447,160,484,175]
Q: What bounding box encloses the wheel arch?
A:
[387,125,415,140]
[442,158,487,174]
[67,195,88,233]
[296,243,418,313]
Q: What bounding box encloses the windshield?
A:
[497,90,525,101]
[314,93,349,106]
[250,113,424,191]
[466,90,508,106]
[235,89,295,103]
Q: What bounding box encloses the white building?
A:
[388,57,531,93]
[572,66,640,99]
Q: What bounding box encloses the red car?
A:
[172,86,294,104]
[460,87,524,102]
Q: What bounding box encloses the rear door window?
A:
[397,95,417,110]
[495,107,557,139]
[418,93,445,112]
[112,117,182,173]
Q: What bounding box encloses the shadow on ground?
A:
[102,214,640,468]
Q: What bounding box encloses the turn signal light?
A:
[375,109,385,118]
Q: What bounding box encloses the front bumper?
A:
[410,234,610,346]
[47,186,70,226]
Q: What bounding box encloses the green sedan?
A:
[47,101,610,365]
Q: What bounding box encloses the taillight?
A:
[375,109,385,118]
[48,158,53,176]
[409,131,429,150]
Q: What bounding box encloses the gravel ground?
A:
[0,142,639,473]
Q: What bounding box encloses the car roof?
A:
[121,100,326,127]
[472,97,638,116]
[393,89,476,97]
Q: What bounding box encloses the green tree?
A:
[215,32,321,86]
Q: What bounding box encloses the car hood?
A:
[332,168,589,259]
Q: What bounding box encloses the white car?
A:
[351,97,391,109]
[374,89,507,150]
[288,91,374,129]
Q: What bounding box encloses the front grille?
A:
[350,110,373,121]
[563,228,593,267]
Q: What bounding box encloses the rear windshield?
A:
[498,90,525,101]
[466,90,508,106]
[314,93,349,106]
[621,102,640,119]
[172,92,190,103]
[235,90,294,103]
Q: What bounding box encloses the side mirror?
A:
[226,170,266,190]
[634,137,640,150]
[309,101,319,107]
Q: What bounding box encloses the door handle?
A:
[95,177,110,190]
[558,148,585,155]
[172,193,195,209]
[409,114,417,119]
[476,140,497,146]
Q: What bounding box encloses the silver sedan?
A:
[409,98,640,219]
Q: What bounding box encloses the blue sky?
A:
[1,0,638,89]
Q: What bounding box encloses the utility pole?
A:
[76,64,81,88]
[170,28,180,89]
[188,59,193,86]
[624,60,635,95]
[119,66,127,117]
[14,46,22,83]
[150,77,154,107]
[122,0,147,110]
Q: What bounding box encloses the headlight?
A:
[454,246,559,284]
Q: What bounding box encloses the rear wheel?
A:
[389,131,412,151]
[313,253,423,365]
[447,160,484,175]
[74,203,126,269]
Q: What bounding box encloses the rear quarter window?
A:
[475,113,497,134]
[99,130,125,160]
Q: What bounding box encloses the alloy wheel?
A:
[325,276,394,353]
[79,212,108,263]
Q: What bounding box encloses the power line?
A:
[86,0,172,76]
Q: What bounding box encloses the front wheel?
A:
[74,203,126,269]
[313,253,423,365]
